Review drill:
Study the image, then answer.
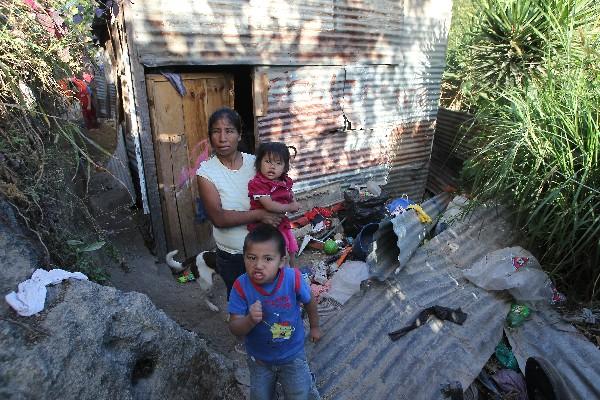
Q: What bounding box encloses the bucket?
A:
[351,223,379,261]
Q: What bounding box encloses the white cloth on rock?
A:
[5,268,88,316]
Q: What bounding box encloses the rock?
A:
[0,201,243,400]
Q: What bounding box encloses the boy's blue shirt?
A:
[228,267,311,364]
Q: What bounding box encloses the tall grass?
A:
[462,1,600,299]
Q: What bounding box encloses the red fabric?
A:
[248,173,294,231]
[281,228,299,253]
[304,207,334,221]
[233,280,246,301]
[294,268,301,294]
[71,78,89,109]
[248,173,293,206]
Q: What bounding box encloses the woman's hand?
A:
[286,201,301,213]
[259,210,283,227]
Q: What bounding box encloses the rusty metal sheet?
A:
[256,65,443,199]
[427,108,474,194]
[128,0,407,66]
[308,201,517,399]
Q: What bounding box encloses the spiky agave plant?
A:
[451,0,599,109]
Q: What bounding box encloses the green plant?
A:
[463,60,599,299]
[0,0,114,281]
[66,239,109,282]
[442,0,600,110]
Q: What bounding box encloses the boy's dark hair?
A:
[254,142,297,175]
[208,107,243,137]
[243,224,286,258]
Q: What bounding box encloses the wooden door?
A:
[146,73,234,259]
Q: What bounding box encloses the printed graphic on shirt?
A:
[270,321,295,340]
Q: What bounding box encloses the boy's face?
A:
[244,239,285,284]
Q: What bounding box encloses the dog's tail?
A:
[166,250,184,272]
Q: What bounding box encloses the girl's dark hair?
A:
[207,107,242,137]
[243,224,286,257]
[255,142,297,175]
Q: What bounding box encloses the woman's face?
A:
[209,117,240,157]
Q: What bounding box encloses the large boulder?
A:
[0,201,243,400]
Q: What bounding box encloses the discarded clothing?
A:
[161,72,187,96]
[311,281,332,303]
[491,369,528,400]
[5,269,88,316]
[388,305,467,341]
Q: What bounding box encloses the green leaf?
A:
[80,241,106,252]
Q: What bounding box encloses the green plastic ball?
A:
[323,239,339,255]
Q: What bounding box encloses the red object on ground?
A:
[290,202,345,228]
[336,246,353,266]
[290,216,310,228]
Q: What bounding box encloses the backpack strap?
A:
[293,268,301,294]
[233,279,246,301]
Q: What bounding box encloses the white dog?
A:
[166,250,220,312]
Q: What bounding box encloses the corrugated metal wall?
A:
[126,0,452,201]
[130,0,405,66]
[426,107,474,194]
[256,63,445,199]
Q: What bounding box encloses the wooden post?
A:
[121,3,167,259]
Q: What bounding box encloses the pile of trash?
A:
[292,182,434,308]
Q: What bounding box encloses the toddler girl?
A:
[248,142,300,266]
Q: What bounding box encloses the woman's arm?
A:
[198,177,282,228]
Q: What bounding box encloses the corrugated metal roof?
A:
[308,199,518,399]
[506,307,600,399]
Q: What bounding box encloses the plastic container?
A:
[351,223,379,261]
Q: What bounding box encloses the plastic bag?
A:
[323,261,369,305]
[506,303,531,328]
[495,341,519,371]
[342,187,389,237]
[463,247,554,302]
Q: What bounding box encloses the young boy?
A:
[228,224,321,400]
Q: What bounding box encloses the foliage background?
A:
[0,0,112,280]
[441,0,600,300]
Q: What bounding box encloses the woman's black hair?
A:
[207,107,242,139]
[254,142,297,175]
[243,224,286,257]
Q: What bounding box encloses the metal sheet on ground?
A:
[506,307,600,400]
[308,203,516,399]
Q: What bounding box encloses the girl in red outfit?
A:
[248,142,301,267]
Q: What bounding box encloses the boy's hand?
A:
[249,300,263,324]
[309,326,322,342]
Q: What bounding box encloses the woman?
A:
[197,107,282,297]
